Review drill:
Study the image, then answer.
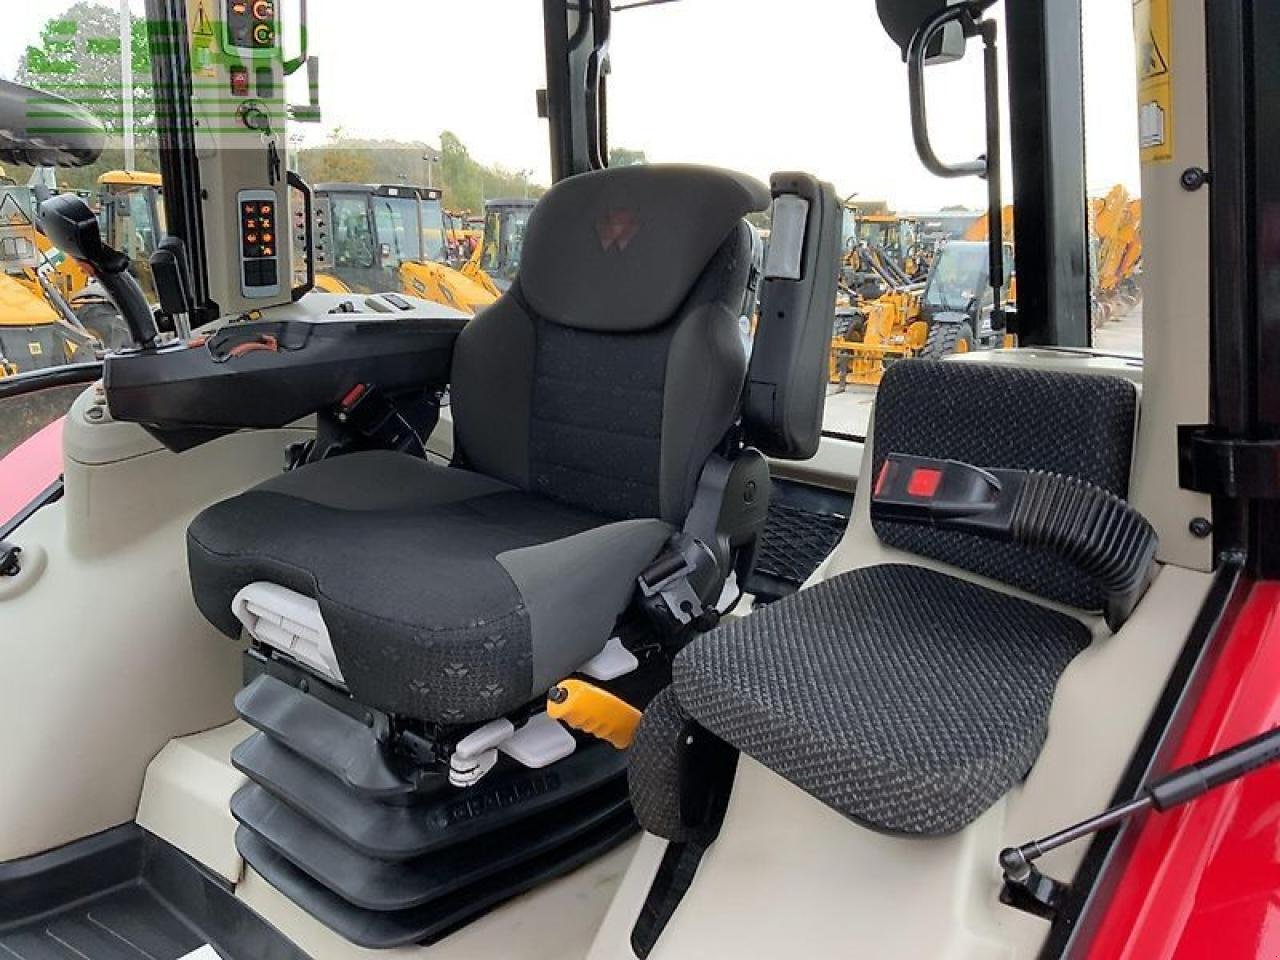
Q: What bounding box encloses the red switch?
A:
[907,468,943,498]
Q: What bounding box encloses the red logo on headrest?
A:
[596,208,641,252]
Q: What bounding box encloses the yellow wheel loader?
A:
[0,179,97,375]
[471,197,534,294]
[313,183,498,315]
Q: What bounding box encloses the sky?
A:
[0,0,1141,210]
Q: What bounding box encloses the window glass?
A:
[331,195,375,270]
[289,1,548,293]
[0,0,1143,444]
[1084,0,1144,357]
[607,0,1144,439]
[372,196,421,268]
[420,198,447,264]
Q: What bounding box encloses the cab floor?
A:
[0,884,204,960]
[0,824,306,960]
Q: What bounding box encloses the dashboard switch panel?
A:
[238,189,282,298]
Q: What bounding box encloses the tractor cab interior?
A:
[1,0,1275,958]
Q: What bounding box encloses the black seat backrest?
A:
[870,360,1139,611]
[451,165,769,523]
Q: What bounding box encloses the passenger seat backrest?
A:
[870,361,1138,610]
[451,165,770,523]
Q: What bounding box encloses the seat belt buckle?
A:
[638,552,706,627]
[870,453,1024,538]
[637,535,723,636]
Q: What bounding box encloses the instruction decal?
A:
[191,0,218,78]
[1134,0,1173,164]
[0,188,38,270]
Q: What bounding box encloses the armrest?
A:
[104,315,465,451]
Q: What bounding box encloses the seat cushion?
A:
[669,564,1091,835]
[189,452,671,723]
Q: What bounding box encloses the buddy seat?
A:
[185,164,841,946]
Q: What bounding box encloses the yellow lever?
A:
[547,679,643,750]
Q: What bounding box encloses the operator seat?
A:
[185,165,841,946]
[188,164,769,725]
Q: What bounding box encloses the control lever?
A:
[151,236,194,339]
[38,192,158,349]
[999,726,1280,919]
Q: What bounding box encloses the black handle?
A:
[98,269,159,348]
[907,4,987,179]
[288,170,315,301]
[38,192,158,348]
[1149,727,1280,811]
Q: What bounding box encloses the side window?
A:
[332,197,375,269]
[372,198,420,270]
[420,200,447,264]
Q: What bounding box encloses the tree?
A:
[297,128,377,185]
[11,2,158,189]
[608,147,647,167]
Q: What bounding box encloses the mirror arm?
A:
[907,3,987,179]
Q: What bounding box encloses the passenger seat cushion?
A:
[871,362,1138,611]
[671,564,1092,835]
[188,453,672,724]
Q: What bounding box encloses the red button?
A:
[907,468,943,498]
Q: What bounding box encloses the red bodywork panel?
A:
[1085,581,1280,960]
[0,418,64,528]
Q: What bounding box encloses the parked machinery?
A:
[1090,184,1143,325]
[472,197,534,293]
[312,183,499,315]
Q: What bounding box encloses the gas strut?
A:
[999,726,1280,918]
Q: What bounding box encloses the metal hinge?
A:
[1178,424,1280,499]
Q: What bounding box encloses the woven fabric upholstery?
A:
[673,564,1091,835]
[627,687,694,842]
[872,362,1138,610]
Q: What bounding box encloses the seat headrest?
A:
[519,164,770,333]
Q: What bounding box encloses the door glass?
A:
[420,198,448,264]
[331,195,375,269]
[372,196,420,269]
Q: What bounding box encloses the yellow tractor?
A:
[0,177,98,375]
[312,183,498,314]
[471,197,534,294]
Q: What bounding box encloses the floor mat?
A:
[0,884,204,960]
[0,825,305,960]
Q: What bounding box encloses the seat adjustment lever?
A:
[548,679,642,750]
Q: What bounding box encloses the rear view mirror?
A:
[0,79,105,168]
[876,0,968,64]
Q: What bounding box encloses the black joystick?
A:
[39,192,159,349]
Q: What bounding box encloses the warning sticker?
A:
[0,188,38,270]
[190,0,217,78]
[1134,0,1173,164]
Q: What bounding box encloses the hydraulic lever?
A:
[38,192,159,349]
[1000,726,1280,918]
